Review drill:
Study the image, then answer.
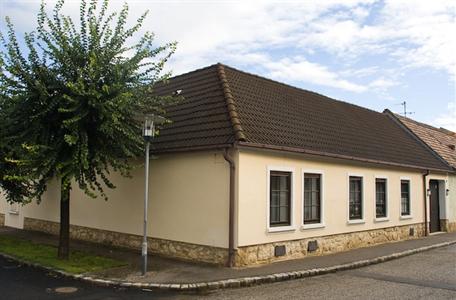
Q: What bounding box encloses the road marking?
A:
[54,286,78,294]
[348,271,456,292]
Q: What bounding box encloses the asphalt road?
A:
[1,244,455,300]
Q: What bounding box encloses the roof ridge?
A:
[163,64,219,82]
[220,63,384,117]
[216,63,246,142]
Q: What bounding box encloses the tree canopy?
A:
[0,0,177,203]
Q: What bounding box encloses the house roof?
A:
[385,112,456,170]
[152,63,452,172]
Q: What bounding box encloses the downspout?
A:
[423,170,430,236]
[223,147,236,267]
[217,64,244,267]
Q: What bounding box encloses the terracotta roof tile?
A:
[152,65,236,151]
[151,63,451,171]
[391,114,456,169]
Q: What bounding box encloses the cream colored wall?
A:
[0,190,6,213]
[22,180,60,224]
[20,151,230,248]
[0,189,25,228]
[0,189,6,224]
[236,148,446,247]
[446,174,456,222]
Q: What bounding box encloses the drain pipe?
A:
[223,148,236,267]
[423,170,430,236]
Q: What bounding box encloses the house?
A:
[384,111,456,233]
[0,64,454,267]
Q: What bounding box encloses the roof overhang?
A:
[151,143,233,154]
[237,141,455,174]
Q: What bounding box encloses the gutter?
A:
[237,141,452,173]
[223,147,236,267]
[423,170,430,236]
[151,143,233,155]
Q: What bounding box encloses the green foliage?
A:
[0,0,177,203]
[0,234,126,274]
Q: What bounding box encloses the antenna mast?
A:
[400,101,414,117]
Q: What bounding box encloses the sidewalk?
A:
[1,226,455,290]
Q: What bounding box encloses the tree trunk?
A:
[58,178,70,260]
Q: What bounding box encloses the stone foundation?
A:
[23,217,227,265]
[235,223,425,266]
[441,219,456,233]
[0,213,4,226]
[23,218,427,267]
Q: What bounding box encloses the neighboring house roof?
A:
[385,111,456,170]
[152,63,451,172]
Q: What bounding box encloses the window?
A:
[376,178,387,218]
[8,202,20,215]
[269,171,291,227]
[401,180,411,216]
[349,176,363,220]
[304,173,321,224]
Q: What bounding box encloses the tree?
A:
[0,0,176,259]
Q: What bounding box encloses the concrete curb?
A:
[1,240,455,292]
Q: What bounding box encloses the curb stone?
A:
[1,240,455,292]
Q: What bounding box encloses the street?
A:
[1,244,455,300]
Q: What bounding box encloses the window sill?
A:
[8,211,19,215]
[268,225,296,233]
[374,217,389,223]
[400,215,413,220]
[347,219,365,225]
[301,223,325,230]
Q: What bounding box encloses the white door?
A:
[5,202,24,229]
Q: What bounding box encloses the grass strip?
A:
[0,234,126,274]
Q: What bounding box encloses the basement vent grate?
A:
[308,240,318,252]
[409,228,415,236]
[274,245,286,257]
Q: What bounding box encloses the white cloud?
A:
[262,57,367,93]
[433,102,456,131]
[368,78,397,90]
[381,0,456,78]
[1,0,454,95]
[340,66,380,78]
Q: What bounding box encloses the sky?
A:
[1,0,455,130]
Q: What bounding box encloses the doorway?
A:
[429,180,441,233]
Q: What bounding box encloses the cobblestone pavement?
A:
[1,244,455,299]
[186,244,456,300]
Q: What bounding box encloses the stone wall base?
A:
[23,217,227,265]
[0,213,4,226]
[235,223,425,266]
[441,219,456,233]
[22,218,429,267]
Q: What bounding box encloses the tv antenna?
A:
[399,101,414,117]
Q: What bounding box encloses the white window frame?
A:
[347,173,365,224]
[400,177,412,219]
[267,166,296,233]
[374,175,389,222]
[8,202,20,215]
[302,169,325,230]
